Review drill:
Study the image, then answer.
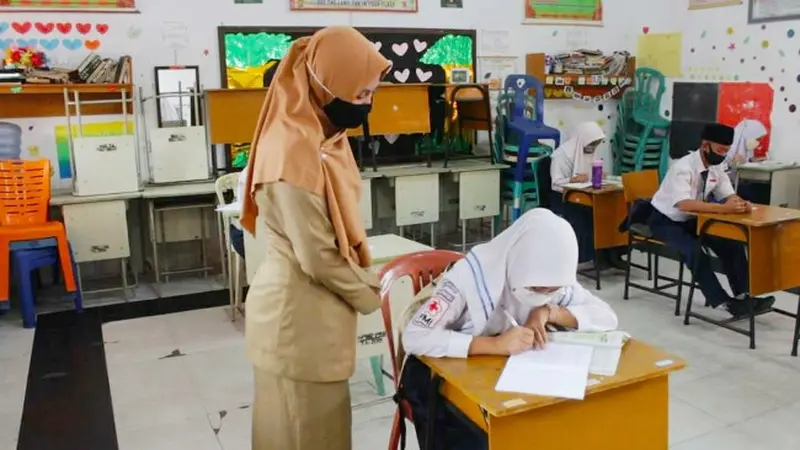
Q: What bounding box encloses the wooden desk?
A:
[0,84,134,119]
[686,205,800,354]
[422,340,684,449]
[563,183,629,289]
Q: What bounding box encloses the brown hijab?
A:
[240,26,391,268]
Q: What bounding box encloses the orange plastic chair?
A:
[378,249,464,450]
[0,159,76,302]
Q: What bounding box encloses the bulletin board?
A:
[217,26,477,168]
[670,82,773,159]
[0,0,137,11]
[524,0,603,24]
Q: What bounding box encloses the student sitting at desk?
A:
[648,123,775,318]
[549,121,626,268]
[399,208,618,450]
[725,119,769,203]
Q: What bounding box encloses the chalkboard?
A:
[672,82,719,122]
[669,120,709,159]
[217,26,478,168]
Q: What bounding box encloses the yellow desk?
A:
[563,183,629,289]
[686,205,800,354]
[421,340,684,449]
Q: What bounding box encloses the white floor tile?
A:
[735,402,800,450]
[670,426,769,450]
[116,412,222,450]
[669,396,725,446]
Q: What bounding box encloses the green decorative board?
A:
[0,0,136,9]
[525,0,603,22]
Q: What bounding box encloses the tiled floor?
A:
[3,257,800,449]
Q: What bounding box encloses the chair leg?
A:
[55,237,77,293]
[623,242,633,300]
[0,237,10,302]
[653,255,660,290]
[594,255,601,290]
[647,252,653,280]
[70,247,83,313]
[370,355,387,396]
[684,272,697,326]
[233,255,243,316]
[674,261,684,317]
[388,410,402,450]
[16,261,36,329]
[791,292,800,357]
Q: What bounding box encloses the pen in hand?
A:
[503,309,520,327]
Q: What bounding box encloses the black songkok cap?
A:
[701,123,734,145]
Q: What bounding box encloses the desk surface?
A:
[737,162,799,172]
[368,234,434,264]
[422,339,684,418]
[361,160,504,179]
[141,181,217,199]
[51,190,142,206]
[694,204,800,228]
[564,182,623,195]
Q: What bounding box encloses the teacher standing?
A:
[239,26,392,450]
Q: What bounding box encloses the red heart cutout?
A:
[76,23,92,35]
[642,26,650,34]
[56,23,72,34]
[84,40,101,50]
[12,22,32,34]
[96,24,109,34]
[35,22,55,34]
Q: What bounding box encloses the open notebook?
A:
[495,343,594,400]
[548,331,629,377]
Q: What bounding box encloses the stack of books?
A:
[0,69,25,85]
[75,53,132,84]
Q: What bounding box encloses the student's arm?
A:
[550,151,575,189]
[266,183,380,315]
[552,284,619,332]
[668,168,738,214]
[401,277,481,358]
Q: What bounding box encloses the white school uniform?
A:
[401,209,618,359]
[651,151,735,223]
[550,122,606,193]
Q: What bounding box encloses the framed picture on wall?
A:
[0,0,137,12]
[688,0,741,10]
[749,0,800,23]
[289,0,417,12]
[523,0,603,26]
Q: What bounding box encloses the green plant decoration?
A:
[225,33,294,69]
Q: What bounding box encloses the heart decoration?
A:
[96,23,109,34]
[203,49,209,56]
[0,22,10,35]
[415,67,432,82]
[62,38,82,50]
[56,22,72,34]
[12,22,32,34]
[16,38,37,47]
[642,26,650,34]
[391,42,408,56]
[35,22,54,34]
[76,23,92,35]
[384,134,400,144]
[84,39,101,50]
[40,39,59,50]
[0,39,12,50]
[516,78,525,89]
[373,41,382,51]
[413,39,427,53]
[393,68,410,83]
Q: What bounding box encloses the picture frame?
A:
[748,0,800,23]
[289,0,417,13]
[0,0,137,12]
[450,68,471,84]
[523,0,603,26]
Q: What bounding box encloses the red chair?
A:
[378,249,463,450]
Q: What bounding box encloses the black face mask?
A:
[323,98,372,130]
[704,144,726,166]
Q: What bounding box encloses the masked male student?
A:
[648,123,775,318]
[549,121,626,269]
[399,208,618,450]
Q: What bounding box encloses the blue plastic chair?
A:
[10,240,82,328]
[503,74,561,221]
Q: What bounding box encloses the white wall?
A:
[669,1,800,163]
[1,0,682,187]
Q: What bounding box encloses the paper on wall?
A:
[478,56,518,91]
[637,32,683,77]
[479,29,512,56]
[162,21,189,50]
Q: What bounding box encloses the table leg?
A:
[792,292,800,357]
[369,355,386,397]
[120,259,129,300]
[147,200,160,285]
[218,213,227,283]
[461,219,467,252]
[200,207,208,279]
[159,207,168,283]
[430,223,435,248]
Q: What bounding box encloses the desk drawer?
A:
[62,200,130,263]
[395,174,440,226]
[459,170,501,220]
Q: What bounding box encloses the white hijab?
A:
[553,121,606,177]
[447,208,579,331]
[726,119,767,167]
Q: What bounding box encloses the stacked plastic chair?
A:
[612,68,671,178]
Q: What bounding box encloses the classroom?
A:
[1,0,800,449]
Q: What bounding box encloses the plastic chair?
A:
[502,75,561,221]
[214,172,243,321]
[378,249,464,450]
[0,159,76,302]
[12,242,82,328]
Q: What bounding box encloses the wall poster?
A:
[688,0,741,10]
[748,0,800,23]
[289,0,417,12]
[524,0,603,25]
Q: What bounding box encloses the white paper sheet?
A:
[495,343,594,400]
[548,331,628,377]
[216,201,242,213]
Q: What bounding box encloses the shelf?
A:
[525,53,636,101]
[0,83,134,119]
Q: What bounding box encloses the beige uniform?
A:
[246,182,380,450]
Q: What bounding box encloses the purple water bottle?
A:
[591,159,603,189]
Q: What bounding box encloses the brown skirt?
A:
[252,368,352,450]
